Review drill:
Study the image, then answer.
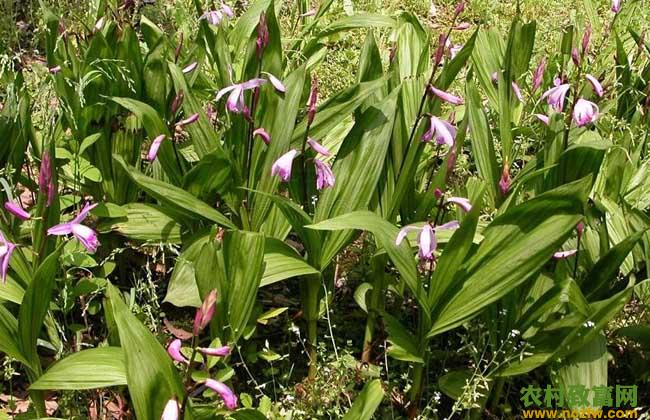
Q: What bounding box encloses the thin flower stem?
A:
[572,233,582,279]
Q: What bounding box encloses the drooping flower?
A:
[511,81,524,102]
[261,72,286,93]
[4,201,30,220]
[147,135,166,161]
[499,163,511,196]
[175,113,200,128]
[532,58,546,92]
[49,66,61,74]
[307,76,318,124]
[314,159,335,190]
[39,152,56,207]
[193,290,217,336]
[422,116,456,147]
[167,339,188,364]
[300,9,317,17]
[47,203,100,253]
[198,346,231,357]
[253,128,271,145]
[395,221,460,261]
[445,197,472,212]
[453,22,471,31]
[611,0,621,13]
[215,79,266,114]
[534,114,550,125]
[585,74,604,97]
[428,86,464,105]
[542,83,571,112]
[220,2,234,17]
[200,4,234,26]
[182,62,198,74]
[0,231,16,283]
[271,149,298,182]
[161,398,179,420]
[573,98,599,127]
[553,249,578,259]
[307,138,331,156]
[204,379,238,410]
[448,43,463,59]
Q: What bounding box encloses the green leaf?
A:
[19,248,61,373]
[0,305,32,369]
[383,312,424,364]
[98,203,183,243]
[429,178,589,337]
[342,379,385,420]
[31,347,126,390]
[0,275,25,304]
[105,284,184,419]
[439,370,473,400]
[114,155,235,229]
[260,238,319,287]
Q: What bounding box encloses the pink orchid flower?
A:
[161,398,179,420]
[422,116,456,147]
[307,138,331,156]
[194,290,217,336]
[585,74,604,97]
[314,159,335,190]
[573,99,599,127]
[553,249,578,259]
[396,221,460,261]
[4,201,30,220]
[534,114,550,125]
[47,203,100,253]
[147,135,166,161]
[204,379,237,410]
[0,231,16,283]
[253,128,271,145]
[167,339,188,364]
[198,346,231,357]
[542,83,571,112]
[429,86,464,105]
[271,149,298,182]
[532,58,546,93]
[511,81,524,102]
[215,79,266,113]
[445,197,472,212]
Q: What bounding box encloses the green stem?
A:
[303,274,320,379]
[362,256,387,363]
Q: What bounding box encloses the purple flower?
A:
[314,159,335,190]
[0,231,16,283]
[198,346,231,357]
[175,113,200,128]
[4,201,30,220]
[256,14,269,58]
[448,44,463,59]
[39,152,56,207]
[194,290,217,336]
[47,203,100,253]
[300,9,316,17]
[215,79,266,114]
[253,128,271,145]
[541,83,571,112]
[428,86,464,105]
[445,197,472,212]
[511,81,524,102]
[553,249,577,259]
[201,5,233,26]
[204,379,237,410]
[271,149,298,182]
[261,72,286,93]
[534,114,550,125]
[499,164,511,196]
[454,0,466,17]
[307,77,318,124]
[491,71,499,84]
[611,0,621,13]
[49,66,61,74]
[573,99,599,127]
[532,58,546,93]
[585,74,604,97]
[453,22,471,31]
[395,221,460,261]
[422,116,456,147]
[307,138,331,157]
[161,398,179,420]
[167,339,187,364]
[582,24,592,54]
[577,222,585,239]
[147,135,166,161]
[571,47,581,67]
[221,3,234,17]
[182,62,198,74]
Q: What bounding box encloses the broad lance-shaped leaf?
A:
[308,211,430,314]
[261,238,319,287]
[19,247,62,375]
[105,284,184,419]
[114,154,235,229]
[31,347,127,390]
[342,379,385,420]
[428,177,590,337]
[0,305,33,370]
[314,88,399,269]
[110,97,181,184]
[98,203,183,243]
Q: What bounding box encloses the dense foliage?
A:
[0,0,649,418]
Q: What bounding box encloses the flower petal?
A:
[307,138,331,156]
[204,379,238,410]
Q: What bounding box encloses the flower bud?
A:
[193,289,217,336]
